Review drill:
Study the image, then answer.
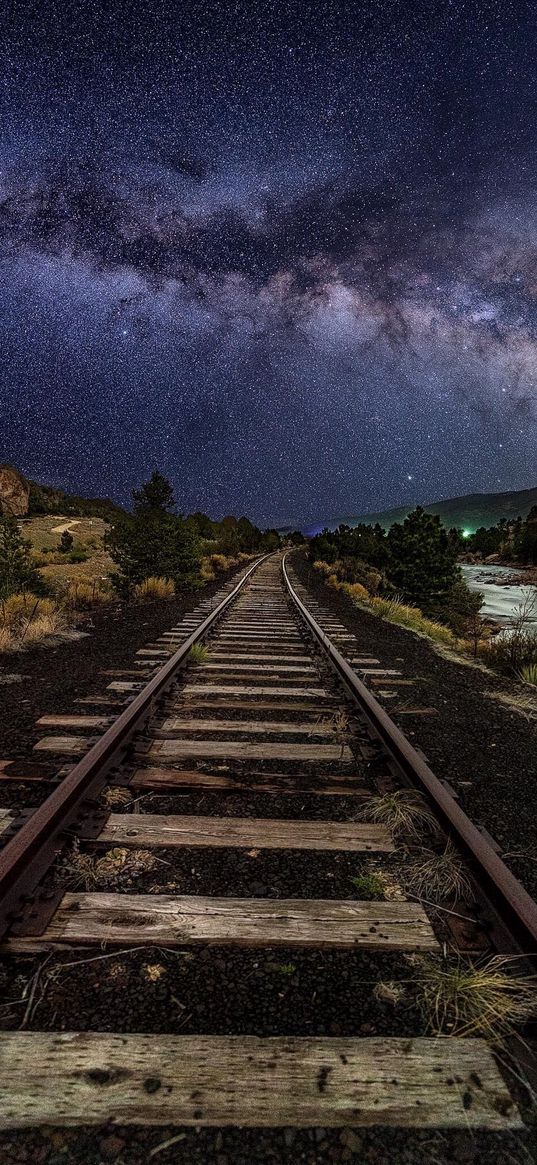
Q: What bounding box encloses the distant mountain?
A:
[306,485,537,535]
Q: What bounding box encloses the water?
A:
[461,563,537,627]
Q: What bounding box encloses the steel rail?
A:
[282,553,537,956]
[0,554,270,941]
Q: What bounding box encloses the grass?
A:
[188,643,210,664]
[360,789,439,841]
[349,872,385,899]
[64,579,114,609]
[133,576,176,600]
[324,710,349,734]
[0,592,68,652]
[416,953,537,1038]
[20,514,113,588]
[403,841,473,903]
[519,662,537,686]
[373,980,406,1006]
[367,596,456,646]
[63,844,160,889]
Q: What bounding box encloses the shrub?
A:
[341,581,369,601]
[0,516,48,598]
[1,593,57,629]
[313,560,334,576]
[68,550,89,564]
[133,576,176,600]
[59,531,74,553]
[65,580,114,609]
[210,553,232,572]
[21,611,66,643]
[199,558,216,582]
[0,593,67,650]
[0,626,15,652]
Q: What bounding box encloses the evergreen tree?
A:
[0,516,47,598]
[106,472,200,596]
[386,507,459,604]
[59,530,74,553]
[132,471,175,515]
[106,512,200,596]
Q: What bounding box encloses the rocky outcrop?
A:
[0,464,30,517]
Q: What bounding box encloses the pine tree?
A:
[106,471,201,596]
[386,507,459,604]
[132,471,175,515]
[0,516,47,598]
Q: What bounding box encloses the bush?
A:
[59,531,74,553]
[65,580,114,609]
[1,593,57,629]
[210,553,233,572]
[107,513,200,597]
[0,516,48,598]
[68,550,89,564]
[199,558,216,582]
[0,591,67,650]
[340,581,369,601]
[133,576,176,601]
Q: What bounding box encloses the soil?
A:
[291,552,537,898]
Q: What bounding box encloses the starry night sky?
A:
[1,0,537,526]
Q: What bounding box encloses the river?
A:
[461,564,537,627]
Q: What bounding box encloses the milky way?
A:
[1,0,537,525]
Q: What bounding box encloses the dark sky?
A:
[1,0,537,526]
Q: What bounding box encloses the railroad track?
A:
[0,551,535,1141]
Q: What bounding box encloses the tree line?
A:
[0,471,282,600]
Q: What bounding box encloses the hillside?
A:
[0,463,124,520]
[308,485,537,534]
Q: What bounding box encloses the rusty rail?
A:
[0,554,269,941]
[282,553,537,957]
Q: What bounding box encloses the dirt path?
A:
[50,518,81,534]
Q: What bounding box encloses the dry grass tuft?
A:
[102,786,132,807]
[520,662,537,687]
[63,844,160,889]
[188,643,210,664]
[373,980,406,1006]
[0,626,15,652]
[134,576,176,601]
[209,553,233,573]
[360,789,439,841]
[65,579,114,609]
[403,840,473,902]
[21,611,67,644]
[325,710,349,734]
[0,593,68,650]
[199,558,216,582]
[417,953,537,1038]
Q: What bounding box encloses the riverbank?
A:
[461,563,537,627]
[292,551,537,899]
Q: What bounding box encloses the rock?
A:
[340,1130,363,1152]
[0,463,30,517]
[98,1134,126,1158]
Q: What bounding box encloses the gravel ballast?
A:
[292,552,537,899]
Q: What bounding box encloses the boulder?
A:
[0,464,30,517]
